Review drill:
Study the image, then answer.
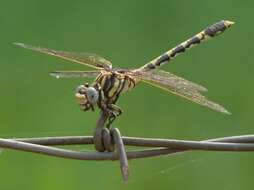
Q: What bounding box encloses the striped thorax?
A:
[95,70,138,104]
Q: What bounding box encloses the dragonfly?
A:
[15,20,233,126]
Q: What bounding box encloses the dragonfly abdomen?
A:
[141,20,234,71]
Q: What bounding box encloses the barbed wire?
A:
[1,111,254,182]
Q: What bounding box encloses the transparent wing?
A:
[50,70,100,78]
[14,43,112,70]
[136,70,230,114]
[141,69,208,92]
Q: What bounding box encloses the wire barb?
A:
[111,128,129,182]
[93,110,129,181]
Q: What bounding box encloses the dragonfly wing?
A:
[50,70,100,78]
[14,43,112,70]
[137,70,230,114]
[142,69,208,92]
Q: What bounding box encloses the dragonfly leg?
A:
[105,104,122,128]
[109,104,122,116]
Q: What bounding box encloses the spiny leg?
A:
[106,104,122,128]
[139,20,234,71]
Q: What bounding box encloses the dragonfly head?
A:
[75,83,99,111]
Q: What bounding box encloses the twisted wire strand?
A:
[2,112,254,182]
[1,133,254,182]
[0,134,252,161]
[15,134,254,146]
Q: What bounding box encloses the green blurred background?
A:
[0,0,254,189]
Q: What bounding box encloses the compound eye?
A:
[76,85,86,94]
[86,87,99,104]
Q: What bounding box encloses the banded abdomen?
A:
[140,20,234,71]
[95,71,138,104]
